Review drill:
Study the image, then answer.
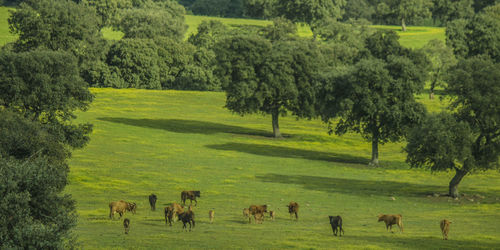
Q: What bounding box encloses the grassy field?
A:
[1,6,443,48]
[0,7,16,45]
[67,88,500,249]
[1,5,498,249]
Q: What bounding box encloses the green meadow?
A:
[1,5,499,249]
[67,88,500,249]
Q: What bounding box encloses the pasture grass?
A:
[68,88,500,249]
[0,7,15,46]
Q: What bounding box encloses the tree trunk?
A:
[401,18,407,32]
[449,168,468,198]
[271,110,281,138]
[370,135,379,166]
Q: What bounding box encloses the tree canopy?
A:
[215,29,321,137]
[276,0,345,39]
[317,30,428,166]
[406,55,500,197]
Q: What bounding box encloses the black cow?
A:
[329,215,344,237]
[149,194,157,211]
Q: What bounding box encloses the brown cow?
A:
[243,208,250,219]
[378,214,403,233]
[287,202,299,220]
[440,219,452,240]
[181,191,201,206]
[248,205,267,224]
[109,200,136,219]
[123,218,130,234]
[164,202,184,226]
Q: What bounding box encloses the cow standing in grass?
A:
[287,202,299,220]
[181,191,201,206]
[149,194,157,211]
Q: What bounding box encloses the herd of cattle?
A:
[108,190,452,240]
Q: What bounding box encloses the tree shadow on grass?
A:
[206,143,370,165]
[98,117,271,137]
[256,173,444,198]
[345,235,499,250]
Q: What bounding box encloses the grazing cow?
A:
[209,210,215,224]
[269,211,276,221]
[440,219,452,240]
[243,208,250,219]
[109,200,136,219]
[149,194,157,211]
[287,202,299,220]
[164,202,184,226]
[178,210,195,231]
[249,205,268,224]
[181,191,201,206]
[329,216,344,237]
[123,218,130,234]
[378,214,403,233]
[254,212,264,224]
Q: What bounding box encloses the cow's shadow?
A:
[98,117,271,137]
[206,142,369,165]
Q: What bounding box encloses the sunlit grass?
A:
[67,88,500,249]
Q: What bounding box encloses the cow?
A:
[329,216,344,236]
[123,218,130,234]
[209,210,215,224]
[287,202,299,220]
[164,202,184,226]
[440,219,452,240]
[149,194,157,211]
[248,205,268,224]
[178,210,195,231]
[378,214,403,233]
[109,200,136,219]
[269,211,276,221]
[181,191,201,206]
[243,208,250,219]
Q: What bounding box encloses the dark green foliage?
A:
[243,0,277,19]
[215,33,321,137]
[431,0,474,25]
[318,30,428,165]
[106,38,161,89]
[276,0,345,38]
[190,0,244,17]
[446,4,500,61]
[81,0,134,26]
[0,49,93,149]
[0,157,76,249]
[406,113,473,172]
[406,55,500,197]
[117,0,187,40]
[0,111,68,163]
[261,17,297,41]
[343,0,375,22]
[188,20,229,49]
[8,0,102,58]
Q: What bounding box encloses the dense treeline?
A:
[174,0,499,26]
